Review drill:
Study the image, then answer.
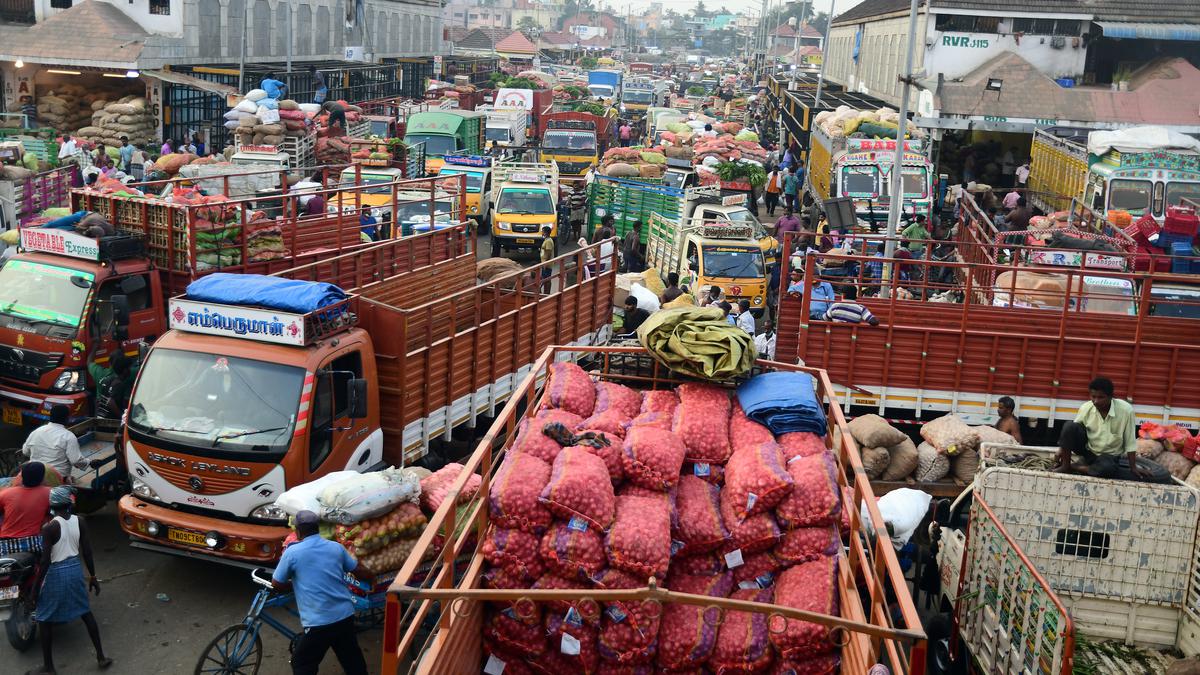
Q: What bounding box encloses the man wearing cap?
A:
[272,510,373,675]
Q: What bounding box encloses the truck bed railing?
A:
[955,494,1075,675]
[381,347,926,675]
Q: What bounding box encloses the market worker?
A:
[321,100,347,130]
[0,461,50,540]
[995,396,1023,444]
[787,269,835,319]
[699,285,723,307]
[774,205,801,239]
[310,65,329,104]
[821,301,880,326]
[22,406,90,482]
[56,134,77,163]
[661,272,684,304]
[259,72,288,100]
[1054,377,1144,479]
[735,299,756,336]
[620,296,650,336]
[901,215,930,254]
[117,136,134,173]
[272,510,373,675]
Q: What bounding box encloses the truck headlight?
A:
[250,504,289,522]
[131,476,160,501]
[497,222,511,231]
[469,204,479,214]
[753,295,763,305]
[52,369,85,393]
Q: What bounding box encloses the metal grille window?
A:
[149,0,169,15]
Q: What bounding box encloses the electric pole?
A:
[883,0,920,263]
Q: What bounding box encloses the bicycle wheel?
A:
[194,624,263,675]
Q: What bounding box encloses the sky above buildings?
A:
[595,0,860,18]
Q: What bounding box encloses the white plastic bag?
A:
[258,107,281,125]
[862,487,932,549]
[629,282,660,313]
[234,99,258,114]
[298,103,322,114]
[275,470,361,516]
[244,88,268,102]
[318,467,422,525]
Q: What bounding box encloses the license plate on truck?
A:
[2,406,21,426]
[516,238,535,245]
[167,529,207,547]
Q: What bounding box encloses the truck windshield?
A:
[339,172,399,194]
[497,188,553,215]
[702,246,764,278]
[0,260,93,328]
[842,168,878,196]
[880,169,929,198]
[437,169,485,193]
[1150,285,1200,319]
[397,200,455,225]
[1108,179,1152,214]
[662,170,687,189]
[128,348,303,454]
[1166,182,1200,208]
[588,85,614,98]
[405,134,456,157]
[544,131,597,151]
[623,91,653,104]
[485,127,511,142]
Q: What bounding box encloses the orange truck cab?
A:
[119,291,381,564]
[0,229,165,426]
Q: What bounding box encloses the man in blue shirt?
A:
[118,136,134,173]
[273,510,373,675]
[259,73,288,100]
[786,269,836,318]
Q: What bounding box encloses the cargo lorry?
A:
[481,108,527,150]
[0,177,447,427]
[403,110,485,174]
[620,78,667,120]
[539,111,614,181]
[1029,125,1200,221]
[0,164,78,230]
[587,175,772,245]
[381,345,927,675]
[587,69,623,104]
[646,213,769,312]
[436,154,494,231]
[931,444,1200,674]
[806,129,934,225]
[116,234,618,565]
[492,87,554,139]
[489,159,560,257]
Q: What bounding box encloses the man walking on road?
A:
[273,510,373,675]
[783,168,801,211]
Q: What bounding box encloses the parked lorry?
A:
[1029,125,1200,220]
[646,213,769,311]
[806,128,935,225]
[436,154,494,232]
[587,69,623,104]
[539,111,614,181]
[489,159,560,257]
[931,445,1199,673]
[381,345,926,674]
[0,164,78,230]
[330,166,463,237]
[587,174,769,244]
[355,98,453,139]
[0,177,443,427]
[116,237,617,565]
[347,137,426,178]
[481,108,528,150]
[403,110,485,174]
[620,78,667,120]
[492,87,554,139]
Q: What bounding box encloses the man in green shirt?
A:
[900,215,930,254]
[87,348,138,418]
[539,225,555,293]
[1054,377,1145,479]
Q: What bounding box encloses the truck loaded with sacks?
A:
[116,231,617,565]
[381,345,927,674]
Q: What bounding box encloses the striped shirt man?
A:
[822,302,879,325]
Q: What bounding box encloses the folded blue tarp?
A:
[44,211,88,230]
[185,273,347,315]
[736,371,827,436]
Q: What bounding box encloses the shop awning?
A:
[1096,22,1200,41]
[142,70,239,98]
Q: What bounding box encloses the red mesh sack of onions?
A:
[640,389,680,415]
[725,441,794,518]
[676,382,732,412]
[540,520,607,580]
[711,587,776,673]
[485,606,546,659]
[617,483,679,532]
[769,557,840,660]
[683,460,725,486]
[673,474,729,556]
[419,462,481,514]
[594,381,643,418]
[544,610,601,674]
[731,401,775,453]
[591,566,652,633]
[721,486,782,554]
[482,527,545,581]
[598,603,660,666]
[776,526,840,565]
[490,452,553,534]
[656,571,733,671]
[673,550,727,576]
[512,409,585,464]
[732,550,786,588]
[580,408,631,439]
[839,486,853,534]
[625,411,673,432]
[540,446,615,530]
[573,432,624,483]
[775,454,841,530]
[621,426,686,491]
[545,362,597,417]
[533,573,602,624]
[775,654,841,675]
[673,401,733,464]
[778,432,828,462]
[606,494,672,579]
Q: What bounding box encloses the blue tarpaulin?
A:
[185,273,347,315]
[736,371,827,436]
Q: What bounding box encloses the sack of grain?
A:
[921,414,979,456]
[106,103,138,116]
[974,425,1016,447]
[914,442,950,482]
[861,446,890,480]
[951,448,979,482]
[1137,439,1165,460]
[846,414,906,449]
[881,438,918,481]
[278,99,300,111]
[244,88,268,102]
[1158,451,1195,481]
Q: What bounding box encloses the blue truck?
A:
[587,70,623,105]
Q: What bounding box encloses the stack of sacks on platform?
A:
[76,95,157,149]
[223,88,315,147]
[599,147,666,179]
[479,364,847,673]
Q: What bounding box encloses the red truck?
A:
[774,200,1200,431]
[0,172,458,427]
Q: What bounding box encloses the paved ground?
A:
[5,500,385,674]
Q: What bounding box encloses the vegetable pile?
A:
[480,363,847,672]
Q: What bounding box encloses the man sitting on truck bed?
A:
[1054,377,1145,479]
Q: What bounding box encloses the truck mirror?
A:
[347,378,369,419]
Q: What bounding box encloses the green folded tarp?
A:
[636,306,756,381]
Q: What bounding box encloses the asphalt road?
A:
[5,501,385,675]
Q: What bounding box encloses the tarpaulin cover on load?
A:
[737,371,827,436]
[185,273,347,314]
